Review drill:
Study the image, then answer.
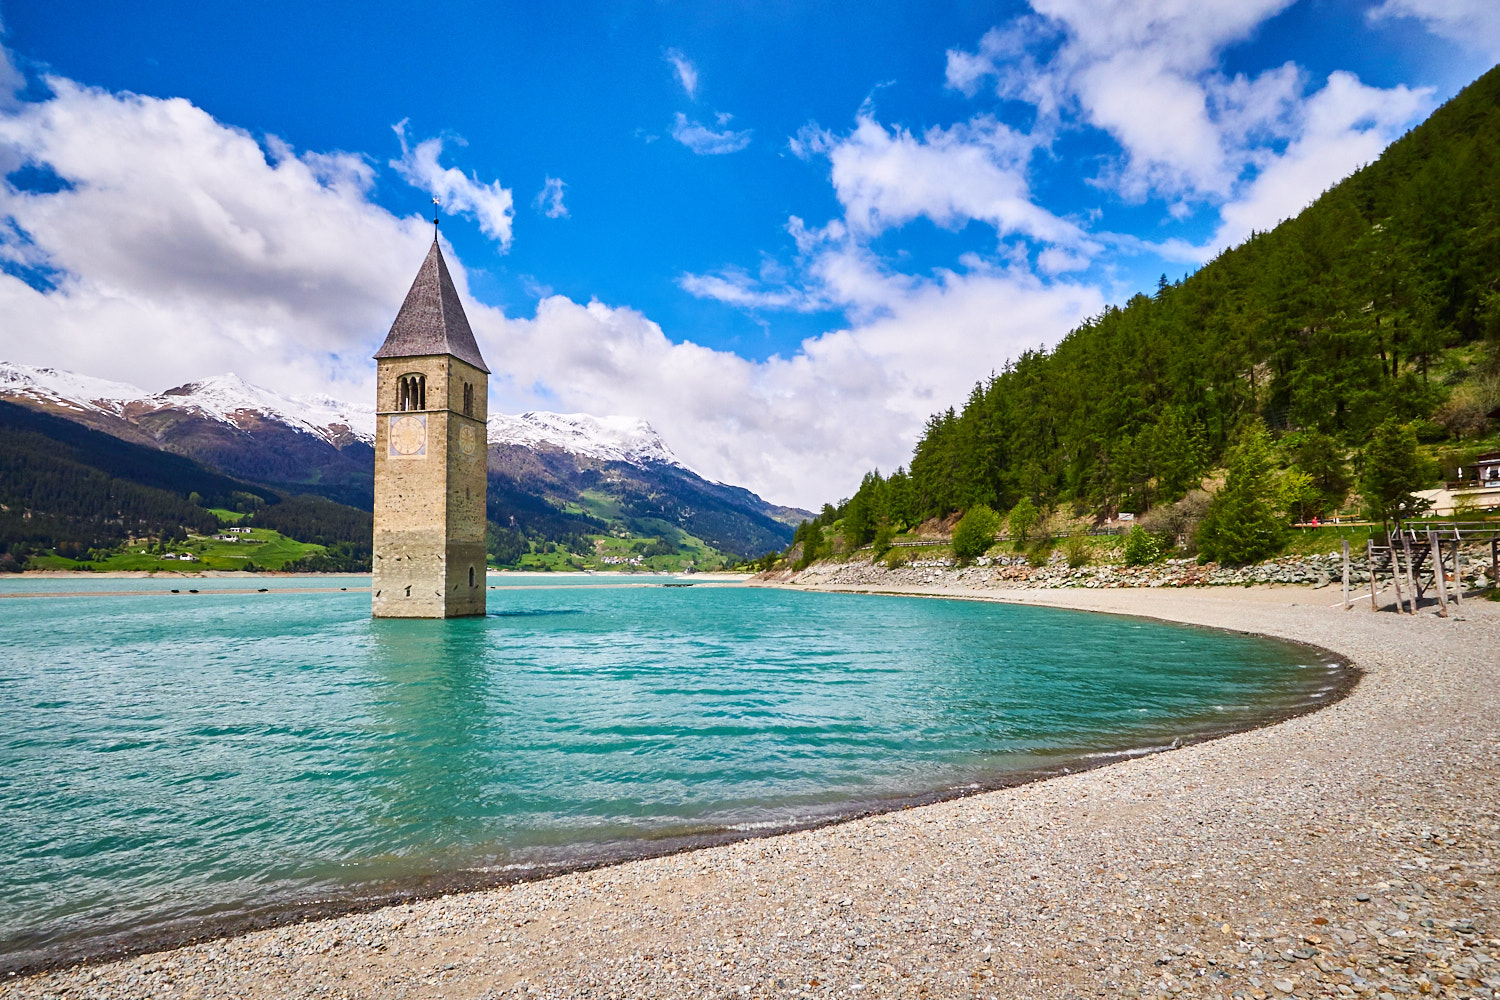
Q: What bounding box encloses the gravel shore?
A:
[6,584,1497,1000]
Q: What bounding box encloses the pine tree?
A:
[1358,419,1433,527]
[1195,423,1286,564]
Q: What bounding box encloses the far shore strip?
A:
[4,582,1496,1000]
[0,581,753,599]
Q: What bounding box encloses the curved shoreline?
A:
[4,585,1496,999]
[0,594,1353,978]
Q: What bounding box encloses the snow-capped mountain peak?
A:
[0,361,376,446]
[155,373,377,444]
[1,361,683,469]
[486,411,681,467]
[0,361,148,417]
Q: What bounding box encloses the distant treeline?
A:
[244,494,373,571]
[0,400,374,571]
[836,64,1500,528]
[0,400,245,566]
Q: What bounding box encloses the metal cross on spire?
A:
[432,195,441,232]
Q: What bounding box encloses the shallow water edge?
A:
[0,588,1360,979]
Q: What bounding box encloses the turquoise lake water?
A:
[0,581,1343,966]
[0,570,680,594]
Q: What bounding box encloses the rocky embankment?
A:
[775,547,1496,591]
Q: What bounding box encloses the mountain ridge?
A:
[0,361,699,476]
[0,360,807,559]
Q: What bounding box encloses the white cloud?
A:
[820,113,1089,248]
[946,0,1307,200]
[1207,71,1428,252]
[1369,0,1500,61]
[477,265,1103,507]
[390,120,514,247]
[940,2,1430,253]
[683,215,920,323]
[1036,246,1090,274]
[0,39,21,111]
[677,268,818,312]
[945,18,1065,116]
[534,176,568,219]
[0,76,436,401]
[671,112,752,155]
[664,48,699,99]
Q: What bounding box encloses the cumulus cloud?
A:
[664,48,699,99]
[698,106,1100,325]
[820,114,1089,248]
[0,76,434,401]
[0,38,21,111]
[946,0,1312,200]
[677,268,819,312]
[945,17,1065,116]
[477,265,1102,506]
[671,112,752,155]
[534,175,568,219]
[1207,71,1427,252]
[390,120,514,247]
[941,1,1429,245]
[1369,0,1500,61]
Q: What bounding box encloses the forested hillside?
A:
[0,401,262,568]
[0,400,370,571]
[834,63,1500,534]
[242,494,373,572]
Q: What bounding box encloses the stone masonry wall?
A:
[372,354,488,618]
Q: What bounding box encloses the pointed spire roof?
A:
[374,236,490,373]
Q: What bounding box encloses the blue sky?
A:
[1,1,1496,505]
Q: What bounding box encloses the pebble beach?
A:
[5,582,1497,1000]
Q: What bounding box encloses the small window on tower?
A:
[469,566,475,587]
[397,374,427,411]
[463,382,474,417]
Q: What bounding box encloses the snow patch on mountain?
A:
[0,362,147,416]
[487,411,681,467]
[0,361,376,445]
[2,361,685,468]
[157,374,376,443]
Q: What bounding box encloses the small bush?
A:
[883,546,912,569]
[1139,489,1212,554]
[1026,540,1053,567]
[871,523,895,559]
[1122,526,1166,566]
[1063,531,1089,568]
[952,505,1000,563]
[1008,498,1041,543]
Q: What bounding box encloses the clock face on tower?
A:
[388,413,427,457]
[458,423,478,459]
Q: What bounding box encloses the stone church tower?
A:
[371,236,489,618]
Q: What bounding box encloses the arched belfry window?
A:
[463,382,474,417]
[397,373,426,411]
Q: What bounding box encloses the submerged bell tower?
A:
[371,233,489,618]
